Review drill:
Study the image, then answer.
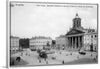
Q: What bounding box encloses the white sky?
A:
[11,3,97,39]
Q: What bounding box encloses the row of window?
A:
[91,35,97,38]
[11,43,19,45]
[30,40,51,42]
[57,44,66,47]
[30,41,51,44]
[85,35,97,38]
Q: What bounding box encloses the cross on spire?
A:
[75,13,80,18]
[76,13,78,16]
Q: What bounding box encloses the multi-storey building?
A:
[56,35,67,50]
[10,36,19,51]
[83,32,97,51]
[29,36,52,49]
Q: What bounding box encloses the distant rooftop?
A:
[56,35,66,38]
[10,36,19,38]
[31,36,52,39]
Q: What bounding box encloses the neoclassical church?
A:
[65,13,97,51]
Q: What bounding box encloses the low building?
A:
[56,35,67,50]
[29,36,52,49]
[10,36,19,51]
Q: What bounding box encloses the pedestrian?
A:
[39,59,41,63]
[62,60,64,64]
[96,55,97,59]
[77,55,79,59]
[26,53,27,56]
[91,54,92,57]
[70,53,72,55]
[28,54,30,56]
[11,60,15,65]
[16,57,21,62]
[46,61,48,64]
[21,52,23,56]
[44,58,46,61]
[38,56,40,60]
[93,57,96,61]
[59,52,61,54]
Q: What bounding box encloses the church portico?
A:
[65,13,85,51]
[67,35,83,50]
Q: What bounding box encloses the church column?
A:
[67,37,69,48]
[70,37,72,49]
[73,37,74,49]
[75,37,77,48]
[68,37,71,48]
[80,36,83,47]
[72,37,73,49]
[68,37,69,48]
[80,36,82,48]
[77,37,78,49]
[78,36,80,49]
[68,37,70,48]
[74,37,76,49]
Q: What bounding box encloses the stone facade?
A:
[29,36,52,49]
[83,32,97,51]
[56,35,68,50]
[10,36,19,51]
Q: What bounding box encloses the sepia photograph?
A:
[9,1,98,67]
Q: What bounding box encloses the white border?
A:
[4,0,99,69]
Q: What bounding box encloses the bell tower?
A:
[73,13,81,29]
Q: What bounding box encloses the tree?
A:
[19,38,29,48]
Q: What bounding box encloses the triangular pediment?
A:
[66,29,84,35]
